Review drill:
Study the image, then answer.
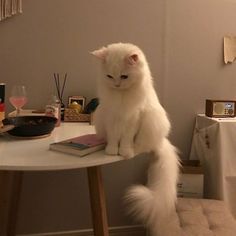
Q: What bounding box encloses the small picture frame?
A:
[68,96,86,110]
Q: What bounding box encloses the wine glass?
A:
[9,85,27,116]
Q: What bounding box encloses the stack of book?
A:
[50,134,106,157]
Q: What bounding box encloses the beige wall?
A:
[164,0,236,160]
[1,0,236,234]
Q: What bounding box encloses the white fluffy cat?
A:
[91,43,179,232]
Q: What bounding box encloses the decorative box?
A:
[64,108,90,122]
[177,160,204,199]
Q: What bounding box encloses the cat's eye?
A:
[120,75,128,79]
[106,74,113,79]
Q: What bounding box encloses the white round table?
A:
[0,122,124,236]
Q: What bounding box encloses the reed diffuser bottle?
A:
[54,73,67,121]
[45,95,61,127]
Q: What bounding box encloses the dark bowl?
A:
[2,116,57,137]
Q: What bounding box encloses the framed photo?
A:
[68,96,86,110]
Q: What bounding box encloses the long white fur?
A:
[91,43,180,234]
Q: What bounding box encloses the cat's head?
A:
[91,43,148,90]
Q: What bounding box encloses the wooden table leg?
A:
[0,171,23,236]
[87,166,109,236]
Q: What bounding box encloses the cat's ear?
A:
[91,47,108,61]
[127,54,139,65]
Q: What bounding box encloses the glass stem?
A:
[16,108,20,116]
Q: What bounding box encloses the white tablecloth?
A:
[190,114,236,218]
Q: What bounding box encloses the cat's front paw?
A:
[105,145,119,155]
[119,147,134,159]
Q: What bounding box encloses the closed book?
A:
[50,134,106,157]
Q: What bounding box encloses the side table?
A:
[190,114,236,217]
[0,122,124,236]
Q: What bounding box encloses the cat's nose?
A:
[114,79,121,87]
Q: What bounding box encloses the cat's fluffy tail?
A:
[125,138,180,228]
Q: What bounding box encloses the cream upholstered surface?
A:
[151,198,236,236]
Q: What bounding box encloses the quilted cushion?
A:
[151,198,236,236]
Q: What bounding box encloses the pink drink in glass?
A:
[9,96,27,110]
[9,85,27,116]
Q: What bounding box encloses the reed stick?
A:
[53,72,67,103]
